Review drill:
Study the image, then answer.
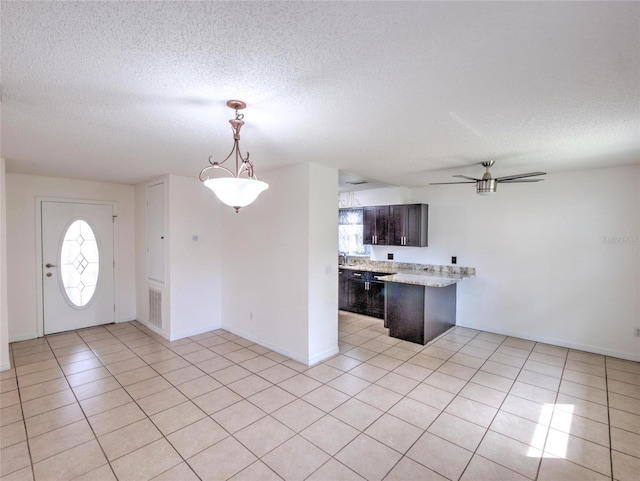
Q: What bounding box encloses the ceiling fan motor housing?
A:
[477,179,497,195]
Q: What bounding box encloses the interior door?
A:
[42,201,115,335]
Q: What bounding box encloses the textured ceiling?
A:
[1,1,639,188]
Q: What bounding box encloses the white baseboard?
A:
[8,334,37,343]
[169,324,222,342]
[308,346,340,366]
[456,322,640,362]
[221,324,338,366]
[135,317,169,340]
[1,362,12,372]
[134,318,222,342]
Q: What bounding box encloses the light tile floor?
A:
[1,311,639,480]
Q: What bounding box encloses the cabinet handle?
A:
[353,273,362,277]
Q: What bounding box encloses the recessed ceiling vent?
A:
[346,181,369,185]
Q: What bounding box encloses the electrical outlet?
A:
[387,253,394,260]
[451,256,457,264]
[635,328,640,337]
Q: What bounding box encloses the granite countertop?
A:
[338,260,476,288]
[375,272,468,288]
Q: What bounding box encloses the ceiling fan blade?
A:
[498,178,545,183]
[429,181,476,185]
[494,171,546,182]
[452,174,481,181]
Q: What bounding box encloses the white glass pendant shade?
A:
[204,177,269,210]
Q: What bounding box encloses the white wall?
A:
[340,187,412,208]
[5,174,136,341]
[135,175,222,340]
[1,159,10,370]
[167,175,222,338]
[308,163,339,364]
[220,163,339,365]
[342,164,640,361]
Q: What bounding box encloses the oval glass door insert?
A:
[60,219,100,307]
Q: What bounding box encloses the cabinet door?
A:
[364,206,390,245]
[338,271,349,310]
[388,205,405,246]
[363,207,376,245]
[375,206,390,245]
[389,204,428,247]
[146,182,165,283]
[367,281,386,319]
[348,278,368,314]
[404,204,427,247]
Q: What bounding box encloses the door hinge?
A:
[114,304,116,312]
[113,260,115,268]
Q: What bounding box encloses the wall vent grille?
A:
[149,288,162,328]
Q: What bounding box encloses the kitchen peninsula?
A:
[339,260,475,345]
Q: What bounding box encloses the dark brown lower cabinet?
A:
[338,269,349,310]
[367,281,385,318]
[347,278,368,314]
[385,281,456,345]
[339,269,386,319]
[347,279,385,319]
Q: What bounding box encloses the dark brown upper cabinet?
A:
[363,206,390,245]
[364,204,428,247]
[389,204,429,247]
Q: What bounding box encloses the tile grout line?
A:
[446,331,533,481]
[10,342,38,481]
[532,342,569,481]
[6,316,639,481]
[604,356,614,481]
[82,323,285,480]
[44,329,121,481]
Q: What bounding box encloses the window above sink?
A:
[338,208,370,257]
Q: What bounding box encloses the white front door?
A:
[42,201,115,335]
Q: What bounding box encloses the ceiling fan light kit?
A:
[199,100,269,212]
[476,178,497,195]
[430,160,546,195]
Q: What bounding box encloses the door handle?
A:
[46,263,57,268]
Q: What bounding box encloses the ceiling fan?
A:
[430,161,546,195]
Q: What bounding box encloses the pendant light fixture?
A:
[199,100,269,212]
